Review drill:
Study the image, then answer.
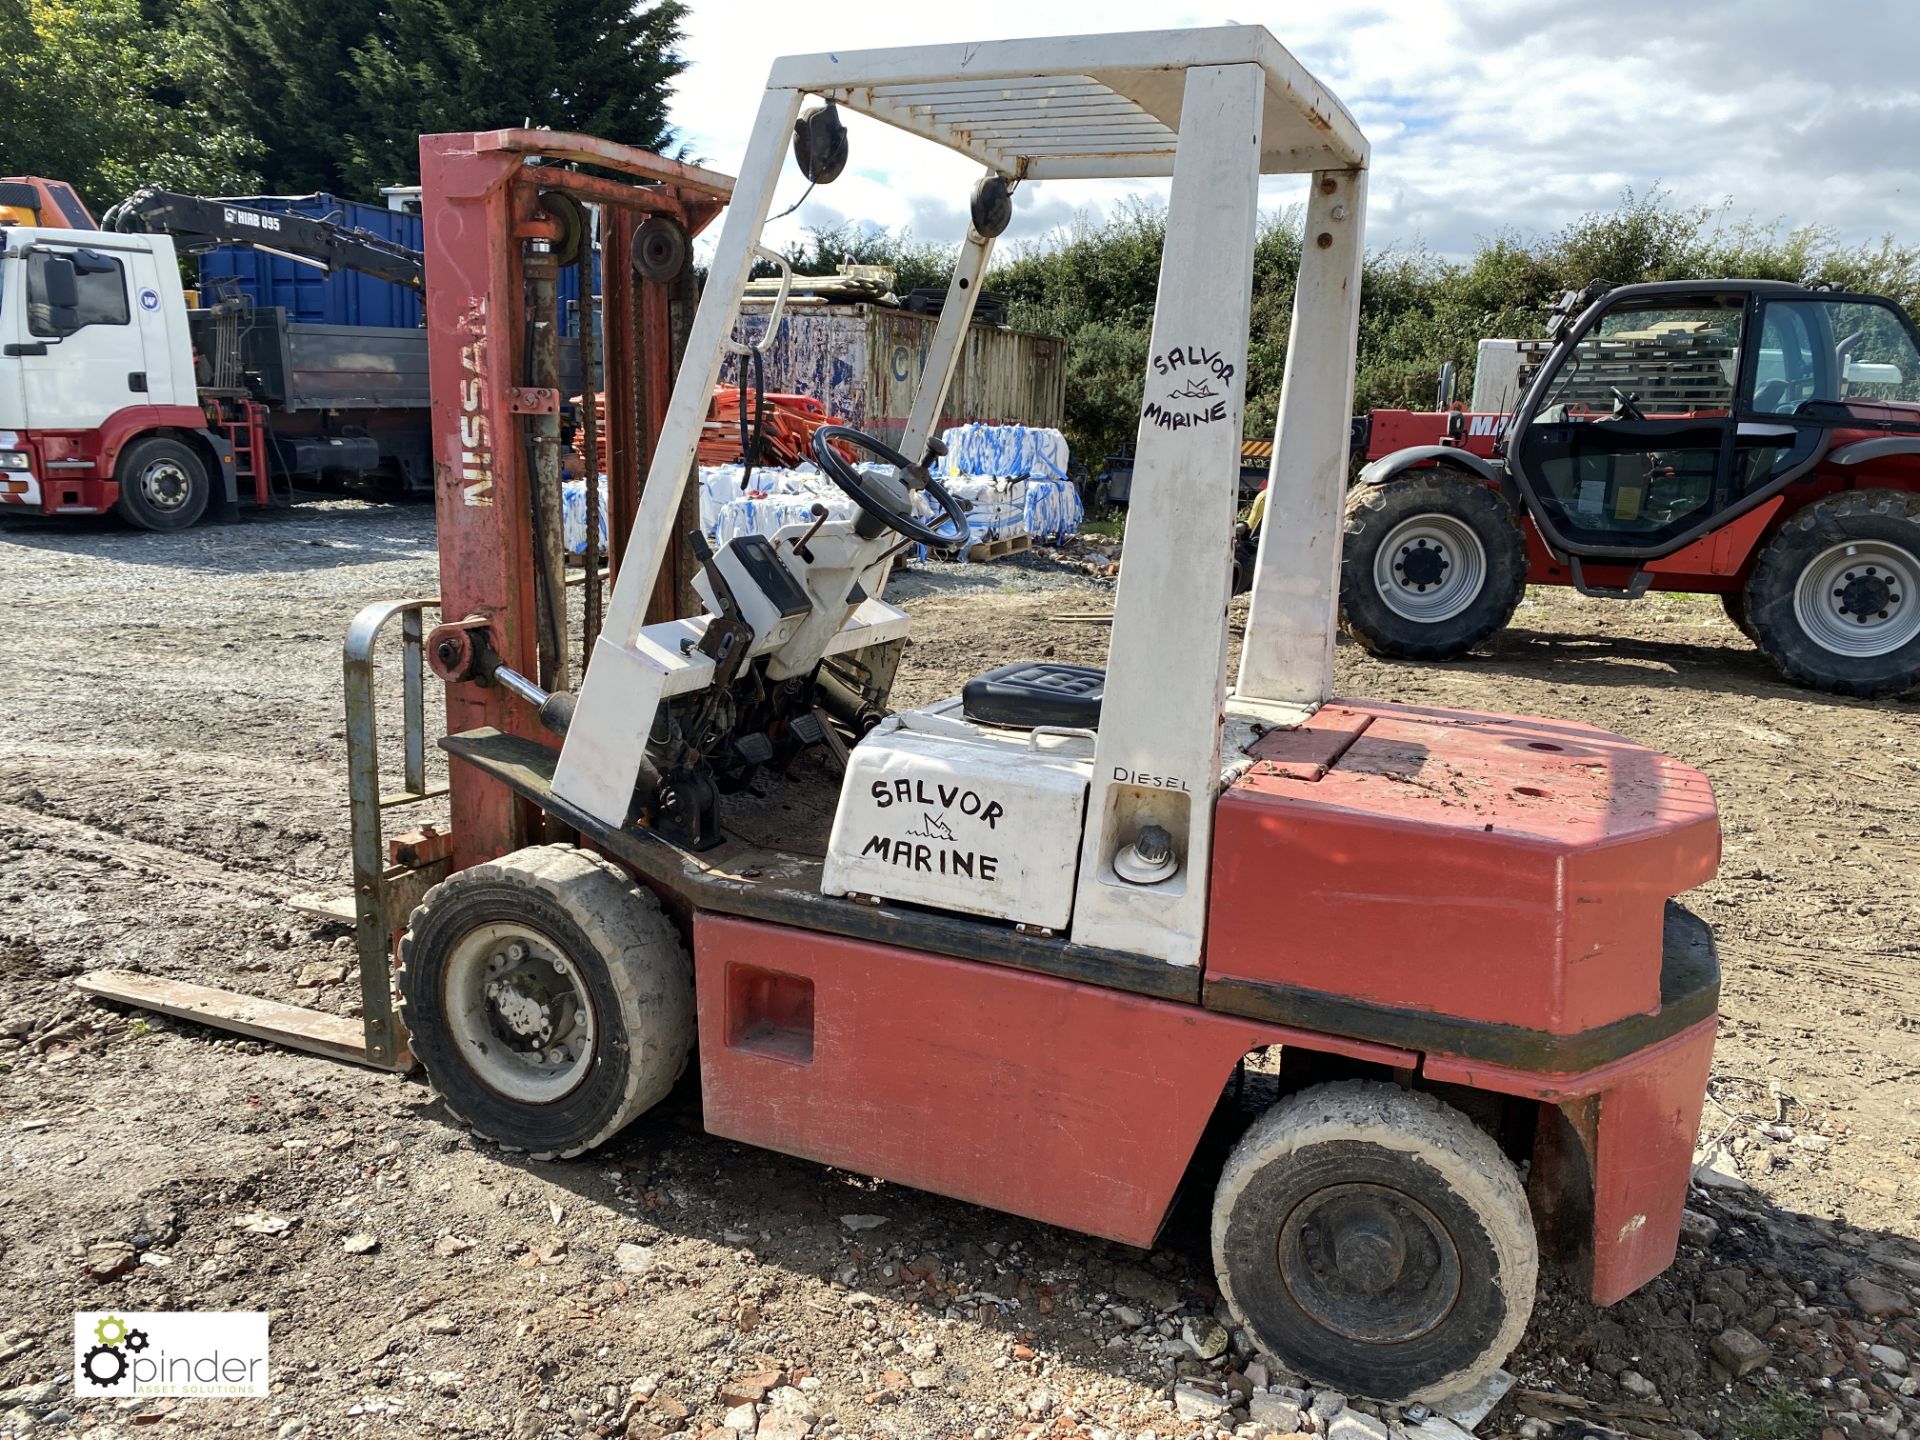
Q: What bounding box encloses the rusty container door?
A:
[867,306,1065,449]
[730,303,1065,451]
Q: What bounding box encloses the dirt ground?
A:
[1,500,1917,1440]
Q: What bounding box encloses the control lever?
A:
[789,503,830,563]
[422,617,573,735]
[899,433,950,492]
[484,658,575,736]
[690,530,754,672]
[681,530,757,769]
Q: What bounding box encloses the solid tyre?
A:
[398,845,694,1159]
[1339,472,1528,661]
[1212,1081,1538,1404]
[1745,489,1920,698]
[113,436,210,531]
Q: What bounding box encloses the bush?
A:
[768,191,1919,466]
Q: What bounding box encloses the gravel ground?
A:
[0,501,1917,1440]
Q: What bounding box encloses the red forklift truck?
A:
[1341,280,1920,697]
[78,34,1723,1409]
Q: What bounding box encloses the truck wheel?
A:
[398,845,694,1159]
[1746,490,1920,698]
[1212,1081,1537,1404]
[1720,592,1756,642]
[113,436,210,530]
[1339,473,1527,661]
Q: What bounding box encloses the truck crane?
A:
[0,187,435,529]
[101,187,425,293]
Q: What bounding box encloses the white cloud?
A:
[669,0,1920,264]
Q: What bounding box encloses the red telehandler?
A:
[1340,281,1920,696]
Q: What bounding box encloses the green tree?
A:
[344,0,688,192]
[0,0,256,209]
[190,0,383,195]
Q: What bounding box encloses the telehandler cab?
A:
[85,33,1723,1406]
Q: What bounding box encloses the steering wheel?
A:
[810,425,969,548]
[1609,386,1647,421]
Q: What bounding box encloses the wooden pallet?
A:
[938,533,1034,563]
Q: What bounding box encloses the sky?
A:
[667,0,1920,265]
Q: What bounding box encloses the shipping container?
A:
[723,303,1065,448]
[197,193,589,333]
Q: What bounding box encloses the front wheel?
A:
[398,845,694,1159]
[1212,1081,1538,1404]
[1339,472,1528,661]
[1746,490,1920,698]
[113,436,210,530]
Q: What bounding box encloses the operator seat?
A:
[960,662,1104,729]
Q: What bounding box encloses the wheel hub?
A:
[1792,539,1920,659]
[1278,1183,1461,1344]
[486,966,564,1049]
[1397,540,1449,590]
[1372,513,1489,623]
[444,924,595,1102]
[142,462,190,511]
[1332,1216,1406,1294]
[1835,569,1897,624]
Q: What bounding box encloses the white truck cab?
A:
[0,226,227,524]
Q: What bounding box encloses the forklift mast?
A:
[416,131,732,869]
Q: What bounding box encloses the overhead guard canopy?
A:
[768,27,1369,181]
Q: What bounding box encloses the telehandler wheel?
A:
[1212,1081,1537,1404]
[1746,489,1920,698]
[113,436,210,530]
[398,845,694,1160]
[1720,592,1756,642]
[1339,473,1527,661]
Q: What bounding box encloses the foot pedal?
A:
[731,732,776,766]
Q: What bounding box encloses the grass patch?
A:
[1734,1385,1820,1440]
[1079,506,1125,540]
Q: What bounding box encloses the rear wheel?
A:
[1720,592,1756,642]
[1212,1081,1538,1404]
[1339,472,1528,661]
[113,436,209,530]
[398,845,694,1159]
[1746,490,1920,698]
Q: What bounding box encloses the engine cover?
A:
[822,718,1090,930]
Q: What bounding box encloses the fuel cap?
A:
[1114,824,1178,884]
